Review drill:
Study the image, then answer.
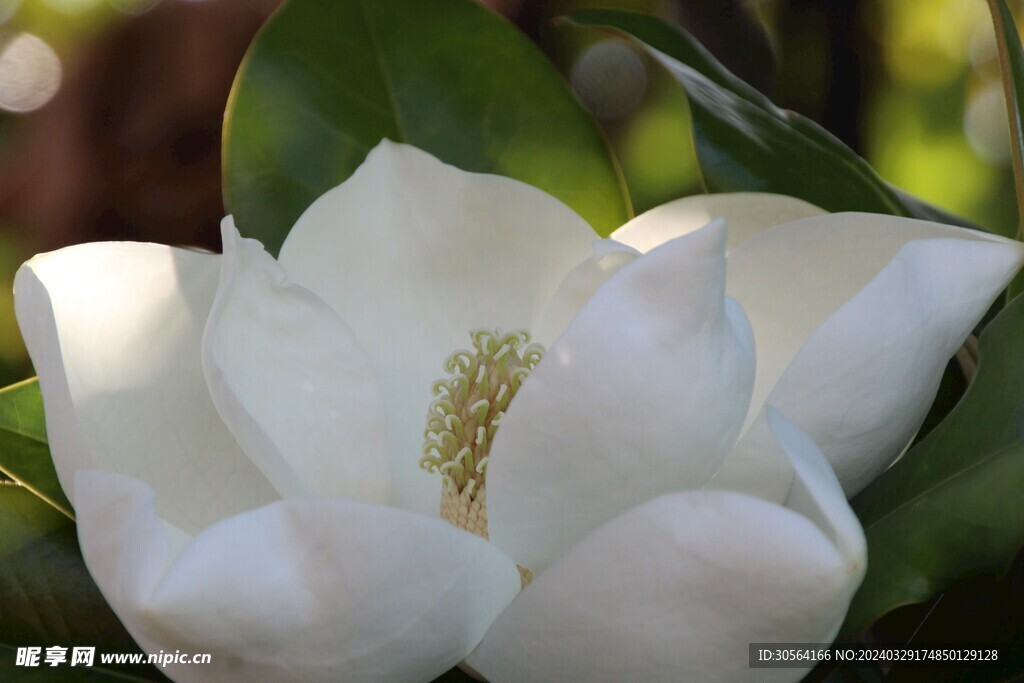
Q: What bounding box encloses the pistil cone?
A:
[441,482,533,587]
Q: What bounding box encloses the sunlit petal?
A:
[14,243,278,533]
[610,192,825,254]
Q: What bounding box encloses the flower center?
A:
[420,329,543,585]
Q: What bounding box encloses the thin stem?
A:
[954,335,980,383]
[987,0,1024,240]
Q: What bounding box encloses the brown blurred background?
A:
[0,0,1017,385]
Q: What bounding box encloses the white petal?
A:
[14,243,279,532]
[705,409,794,504]
[469,411,864,683]
[202,219,392,504]
[728,213,1024,494]
[487,221,756,571]
[610,192,826,254]
[535,238,639,344]
[764,409,866,567]
[279,140,597,515]
[75,470,521,683]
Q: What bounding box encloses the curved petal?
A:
[487,221,756,572]
[727,213,1024,494]
[535,238,639,344]
[766,409,866,567]
[469,411,864,683]
[202,219,392,504]
[610,192,825,254]
[75,470,522,683]
[706,409,794,504]
[14,243,279,533]
[279,140,597,515]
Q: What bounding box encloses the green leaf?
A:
[987,0,1024,236]
[565,10,996,235]
[0,485,167,681]
[838,294,1024,639]
[0,378,46,443]
[0,379,70,519]
[224,0,631,254]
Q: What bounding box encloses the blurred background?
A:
[0,0,1019,386]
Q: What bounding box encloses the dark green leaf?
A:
[224,0,631,254]
[431,667,477,683]
[0,379,70,518]
[0,485,166,681]
[839,294,1024,639]
[565,10,996,235]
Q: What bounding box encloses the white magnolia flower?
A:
[14,141,1023,683]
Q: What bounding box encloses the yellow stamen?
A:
[420,329,542,586]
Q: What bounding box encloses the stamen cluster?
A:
[420,329,543,539]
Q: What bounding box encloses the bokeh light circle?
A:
[0,32,62,113]
[570,40,647,120]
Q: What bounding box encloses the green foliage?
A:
[565,9,996,235]
[840,294,1024,639]
[0,379,70,518]
[223,0,631,254]
[0,485,166,681]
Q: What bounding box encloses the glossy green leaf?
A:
[0,485,166,681]
[566,10,996,235]
[0,379,70,518]
[838,294,1024,639]
[224,0,631,254]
